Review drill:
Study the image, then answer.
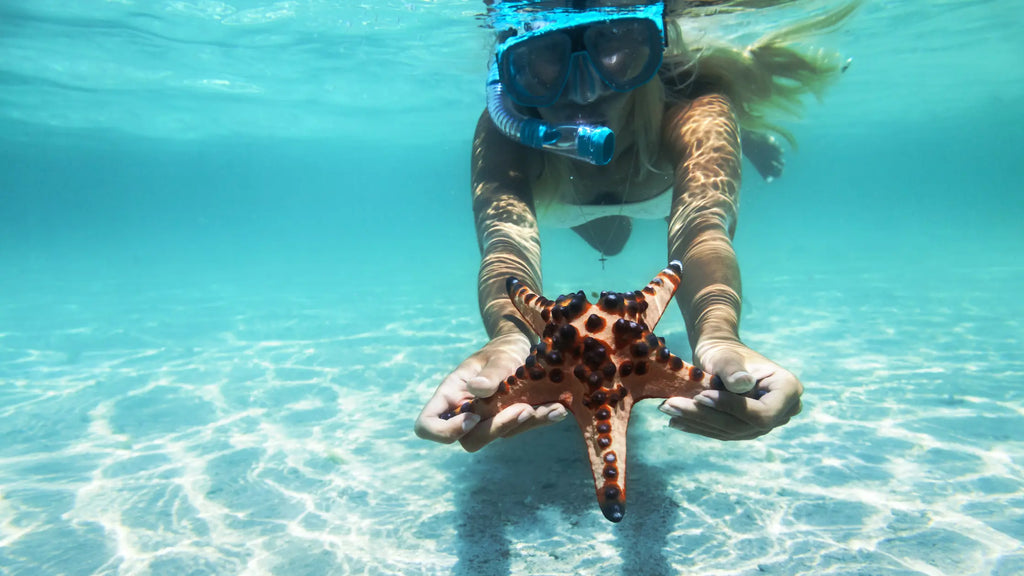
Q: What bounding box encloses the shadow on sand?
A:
[452,422,679,576]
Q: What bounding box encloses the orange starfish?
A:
[444,261,719,522]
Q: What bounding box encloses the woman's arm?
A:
[663,93,746,367]
[660,93,803,440]
[414,110,568,449]
[471,110,543,341]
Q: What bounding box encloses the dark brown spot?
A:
[585,314,605,333]
[596,408,611,420]
[558,325,579,349]
[613,318,630,335]
[690,366,704,380]
[573,364,587,381]
[619,362,633,377]
[597,422,611,434]
[598,436,611,448]
[549,368,564,383]
[628,321,642,338]
[635,361,648,376]
[529,366,545,380]
[604,452,617,463]
[670,356,684,370]
[604,485,621,500]
[602,363,617,378]
[601,292,621,312]
[583,338,608,370]
[567,291,587,319]
[631,342,649,357]
[603,466,617,479]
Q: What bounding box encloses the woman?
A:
[416,0,857,450]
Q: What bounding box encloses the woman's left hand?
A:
[658,339,803,441]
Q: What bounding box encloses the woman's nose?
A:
[564,52,611,105]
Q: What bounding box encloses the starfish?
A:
[443,261,719,522]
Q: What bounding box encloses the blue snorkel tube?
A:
[486,61,615,166]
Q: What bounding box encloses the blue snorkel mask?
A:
[486,1,666,165]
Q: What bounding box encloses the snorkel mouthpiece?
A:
[486,62,614,165]
[575,124,615,166]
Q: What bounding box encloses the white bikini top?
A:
[536,187,672,228]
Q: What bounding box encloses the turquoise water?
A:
[2,1,1023,574]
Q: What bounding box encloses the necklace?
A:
[565,146,640,270]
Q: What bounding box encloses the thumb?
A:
[706,349,755,394]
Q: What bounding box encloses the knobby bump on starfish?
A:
[442,261,721,522]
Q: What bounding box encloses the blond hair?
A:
[661,0,861,147]
[536,1,860,190]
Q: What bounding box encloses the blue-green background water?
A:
[1,1,1023,574]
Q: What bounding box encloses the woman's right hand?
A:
[414,333,569,452]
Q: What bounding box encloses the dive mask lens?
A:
[495,3,666,107]
[584,18,663,91]
[501,33,572,107]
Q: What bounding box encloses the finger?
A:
[466,354,522,397]
[662,397,779,440]
[501,403,569,439]
[661,396,754,433]
[704,352,756,394]
[459,403,535,452]
[661,397,780,440]
[668,417,764,441]
[414,365,487,443]
[414,410,481,443]
[693,388,796,431]
[466,375,499,397]
[756,372,803,417]
[713,371,802,427]
[459,402,568,452]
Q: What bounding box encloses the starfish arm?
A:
[505,277,553,337]
[446,370,569,420]
[571,391,632,523]
[639,260,684,331]
[440,263,717,523]
[445,344,586,421]
[629,349,716,401]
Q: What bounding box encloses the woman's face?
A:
[535,81,633,136]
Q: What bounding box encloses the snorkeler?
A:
[416,0,858,449]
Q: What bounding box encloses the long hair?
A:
[661,0,861,148]
[527,0,860,192]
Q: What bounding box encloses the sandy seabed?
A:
[1,267,1022,576]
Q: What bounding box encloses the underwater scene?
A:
[1,0,1022,574]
